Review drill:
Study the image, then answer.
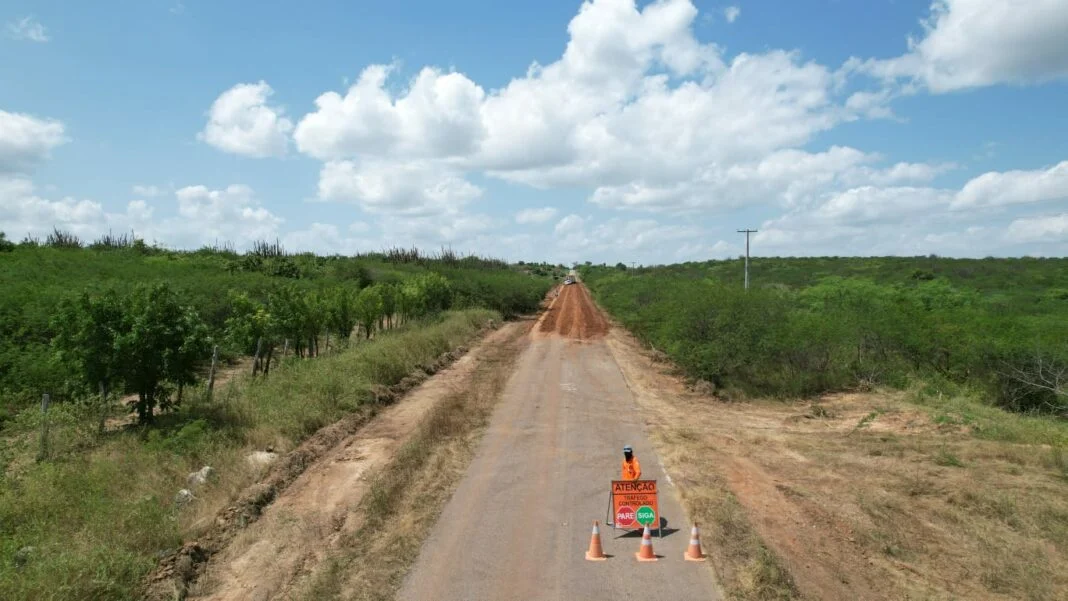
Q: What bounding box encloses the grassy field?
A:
[0,309,499,600]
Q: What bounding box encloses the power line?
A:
[737,229,757,290]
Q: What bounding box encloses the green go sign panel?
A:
[635,505,656,526]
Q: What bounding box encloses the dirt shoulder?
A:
[606,326,1068,601]
[144,320,527,601]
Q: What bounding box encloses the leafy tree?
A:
[355,285,384,339]
[399,279,423,321]
[415,273,452,315]
[304,291,326,355]
[169,305,211,402]
[326,286,357,342]
[51,290,124,430]
[0,232,14,252]
[115,284,209,423]
[379,283,397,329]
[224,291,274,355]
[270,285,310,356]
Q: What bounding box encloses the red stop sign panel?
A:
[616,505,636,527]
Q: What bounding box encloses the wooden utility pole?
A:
[737,229,758,290]
[37,393,50,462]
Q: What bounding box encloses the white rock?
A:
[246,451,278,470]
[174,489,196,507]
[186,465,215,489]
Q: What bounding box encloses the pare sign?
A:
[610,480,659,531]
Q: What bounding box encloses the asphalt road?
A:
[398,285,720,601]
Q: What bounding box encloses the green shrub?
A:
[0,245,550,415]
[582,259,1068,411]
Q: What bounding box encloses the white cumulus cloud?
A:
[515,207,559,224]
[0,178,282,251]
[174,184,282,242]
[294,65,487,161]
[316,159,482,216]
[132,184,164,198]
[0,110,67,173]
[755,160,1068,256]
[199,82,293,157]
[952,161,1068,209]
[0,177,159,243]
[858,0,1068,92]
[5,16,49,42]
[281,0,966,225]
[554,214,586,235]
[724,6,741,23]
[1006,213,1068,243]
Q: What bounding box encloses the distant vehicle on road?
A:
[564,275,575,285]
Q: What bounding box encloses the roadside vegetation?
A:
[581,257,1068,414]
[589,256,1068,600]
[0,231,554,601]
[295,321,531,601]
[1,233,559,420]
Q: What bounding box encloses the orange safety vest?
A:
[621,457,641,480]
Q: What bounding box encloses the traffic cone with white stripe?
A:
[635,525,658,562]
[585,521,607,561]
[684,523,707,561]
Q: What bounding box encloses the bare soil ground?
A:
[606,326,1068,601]
[537,281,608,340]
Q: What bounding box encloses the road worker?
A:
[621,445,641,480]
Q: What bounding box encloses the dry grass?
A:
[681,469,799,601]
[293,320,531,600]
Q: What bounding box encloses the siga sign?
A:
[611,480,659,530]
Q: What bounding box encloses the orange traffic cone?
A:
[685,523,707,561]
[586,521,607,561]
[635,525,658,562]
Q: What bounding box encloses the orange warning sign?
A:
[610,480,659,531]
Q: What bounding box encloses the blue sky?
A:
[2,0,1067,264]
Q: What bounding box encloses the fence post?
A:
[37,393,50,462]
[252,337,263,376]
[207,345,219,395]
[97,381,108,435]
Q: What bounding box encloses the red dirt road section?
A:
[399,284,720,601]
[537,282,609,339]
